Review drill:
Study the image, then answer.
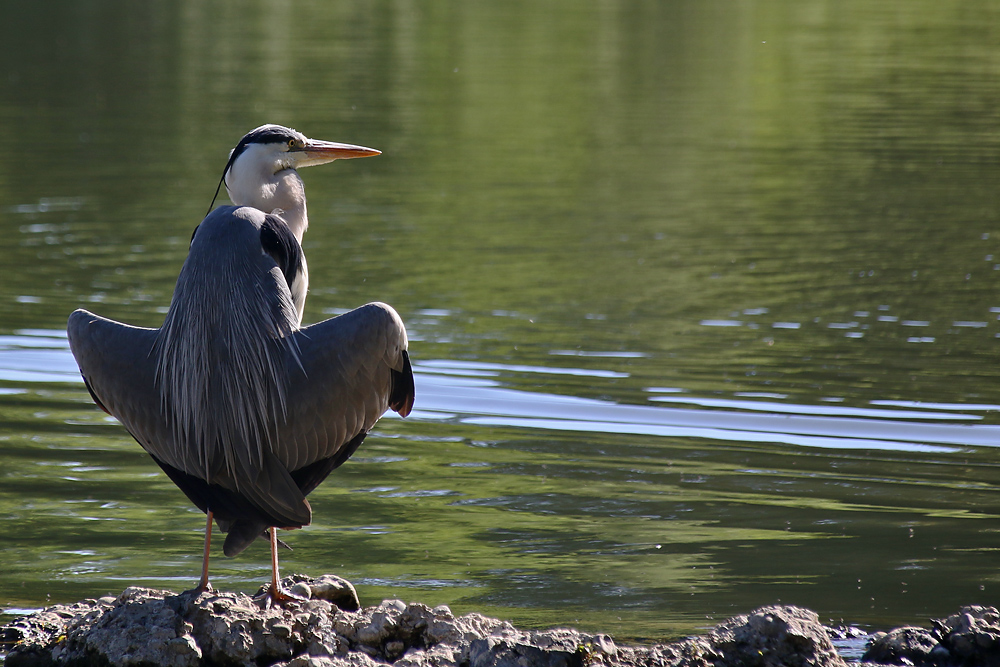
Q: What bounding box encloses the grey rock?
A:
[707,605,846,667]
[17,575,997,667]
[69,586,201,667]
[650,637,720,667]
[933,605,1000,666]
[277,654,384,667]
[309,575,361,612]
[862,626,940,665]
[290,582,314,600]
[2,598,115,666]
[255,573,361,612]
[469,627,586,667]
[394,643,464,667]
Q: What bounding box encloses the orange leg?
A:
[270,528,281,591]
[186,510,213,595]
[267,527,295,602]
[263,527,310,604]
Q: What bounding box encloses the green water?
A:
[3,0,1000,642]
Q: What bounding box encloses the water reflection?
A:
[0,331,80,383]
[3,328,1000,638]
[13,329,997,451]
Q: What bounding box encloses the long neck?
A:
[227,168,309,242]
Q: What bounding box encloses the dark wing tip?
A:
[82,375,112,415]
[389,350,415,417]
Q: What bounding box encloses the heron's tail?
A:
[221,520,263,557]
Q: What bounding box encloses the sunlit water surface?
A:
[3,0,1000,643]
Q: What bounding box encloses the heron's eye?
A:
[287,139,303,151]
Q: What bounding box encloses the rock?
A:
[1,594,835,667]
[1,597,117,667]
[290,582,314,600]
[183,588,299,665]
[11,577,995,667]
[254,573,361,612]
[308,575,361,612]
[862,626,940,665]
[707,605,846,667]
[469,627,590,667]
[933,605,1000,666]
[857,605,1000,667]
[69,586,201,667]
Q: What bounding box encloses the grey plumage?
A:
[68,205,413,574]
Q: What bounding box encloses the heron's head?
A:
[227,124,380,181]
[209,124,380,220]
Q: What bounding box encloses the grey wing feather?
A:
[66,309,173,464]
[278,302,412,473]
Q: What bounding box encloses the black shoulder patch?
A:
[260,214,303,290]
[82,374,111,415]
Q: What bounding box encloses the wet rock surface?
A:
[0,575,996,666]
[862,605,1000,666]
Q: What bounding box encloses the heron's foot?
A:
[253,583,307,608]
[182,580,213,596]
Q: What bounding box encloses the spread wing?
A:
[66,309,168,457]
[277,301,414,476]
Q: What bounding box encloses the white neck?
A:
[226,151,309,242]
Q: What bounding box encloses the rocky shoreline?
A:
[1,574,997,666]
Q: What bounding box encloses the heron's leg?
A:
[270,528,282,593]
[184,510,213,595]
[253,528,306,606]
[199,510,213,591]
[266,527,300,603]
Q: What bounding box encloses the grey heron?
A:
[209,124,382,322]
[67,134,413,602]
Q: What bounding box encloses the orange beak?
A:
[300,139,381,167]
